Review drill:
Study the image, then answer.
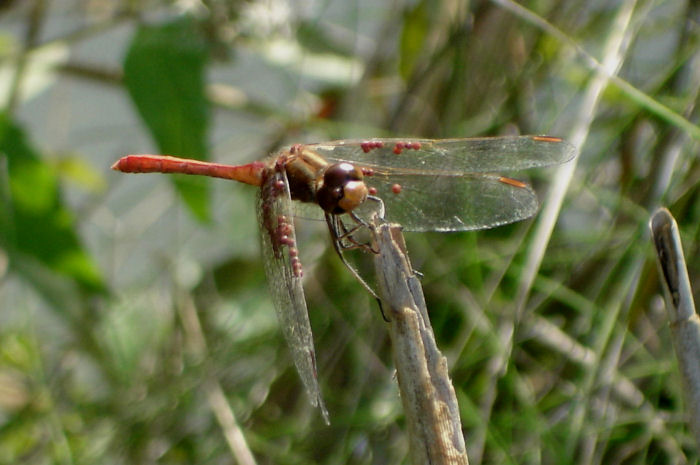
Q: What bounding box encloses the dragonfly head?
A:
[317,162,368,214]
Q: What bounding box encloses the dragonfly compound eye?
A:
[317,163,368,214]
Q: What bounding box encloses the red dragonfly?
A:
[113,135,575,422]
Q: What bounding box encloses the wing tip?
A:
[530,135,578,164]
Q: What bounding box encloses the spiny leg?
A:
[332,214,378,253]
[325,213,388,322]
[331,204,385,253]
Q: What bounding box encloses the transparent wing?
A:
[291,201,326,222]
[356,172,539,232]
[304,135,575,173]
[257,167,329,423]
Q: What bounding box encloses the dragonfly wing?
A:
[306,135,575,173]
[356,172,540,232]
[291,201,326,222]
[257,167,329,423]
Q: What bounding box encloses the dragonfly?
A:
[112,135,575,423]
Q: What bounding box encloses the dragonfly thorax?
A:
[316,162,368,214]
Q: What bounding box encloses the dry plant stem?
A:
[371,221,468,465]
[650,208,700,448]
[176,290,258,465]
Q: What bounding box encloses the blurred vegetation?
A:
[0,0,698,464]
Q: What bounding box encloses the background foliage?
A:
[0,0,698,463]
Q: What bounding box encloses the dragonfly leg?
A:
[325,213,389,322]
[328,193,385,253]
[347,213,381,254]
[335,218,365,247]
[331,214,379,254]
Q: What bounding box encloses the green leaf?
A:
[0,112,105,295]
[123,18,211,221]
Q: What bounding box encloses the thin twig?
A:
[371,221,468,465]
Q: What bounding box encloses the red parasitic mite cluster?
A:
[276,216,294,245]
[391,184,402,194]
[270,165,287,198]
[289,144,303,154]
[361,167,374,176]
[276,215,303,277]
[290,250,302,277]
[368,187,378,195]
[392,141,422,155]
[361,141,385,153]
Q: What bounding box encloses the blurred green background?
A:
[0,0,698,463]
